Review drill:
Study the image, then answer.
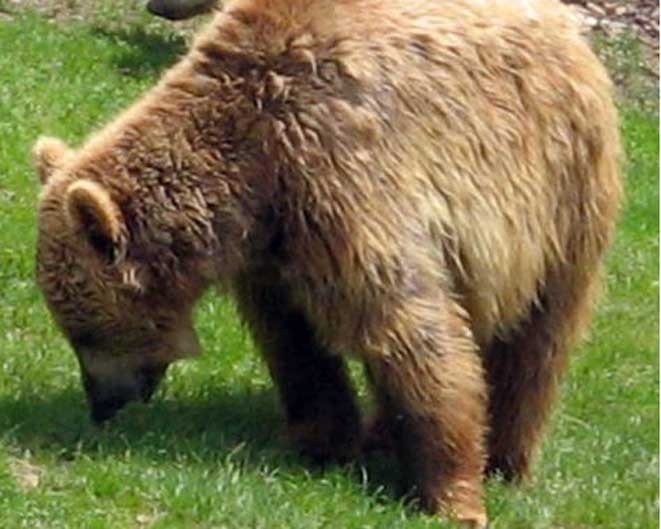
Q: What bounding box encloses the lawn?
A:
[0,5,658,529]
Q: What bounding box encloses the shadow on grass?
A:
[0,386,402,499]
[0,387,283,460]
[89,26,187,77]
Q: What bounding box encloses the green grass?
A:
[592,31,659,116]
[0,10,658,529]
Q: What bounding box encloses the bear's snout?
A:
[83,371,136,424]
[137,364,168,403]
[90,394,131,424]
[82,363,167,423]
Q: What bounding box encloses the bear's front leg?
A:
[235,279,362,463]
[364,294,488,528]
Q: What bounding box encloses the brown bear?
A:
[33,0,622,526]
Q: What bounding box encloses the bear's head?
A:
[33,137,202,423]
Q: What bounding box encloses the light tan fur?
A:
[33,136,73,184]
[34,0,622,526]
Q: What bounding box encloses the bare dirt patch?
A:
[568,0,659,106]
[9,457,44,490]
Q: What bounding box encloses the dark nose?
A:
[138,364,167,403]
[81,364,167,424]
[82,370,135,424]
[91,395,130,424]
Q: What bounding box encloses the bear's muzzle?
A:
[83,363,167,423]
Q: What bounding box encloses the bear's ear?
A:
[65,180,126,263]
[33,136,73,184]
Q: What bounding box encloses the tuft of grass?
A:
[0,8,657,529]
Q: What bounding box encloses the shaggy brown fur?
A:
[33,0,622,525]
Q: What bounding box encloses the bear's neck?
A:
[76,62,280,288]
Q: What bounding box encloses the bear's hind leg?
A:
[235,281,361,463]
[364,294,488,528]
[485,269,600,481]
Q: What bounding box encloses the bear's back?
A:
[188,0,621,343]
